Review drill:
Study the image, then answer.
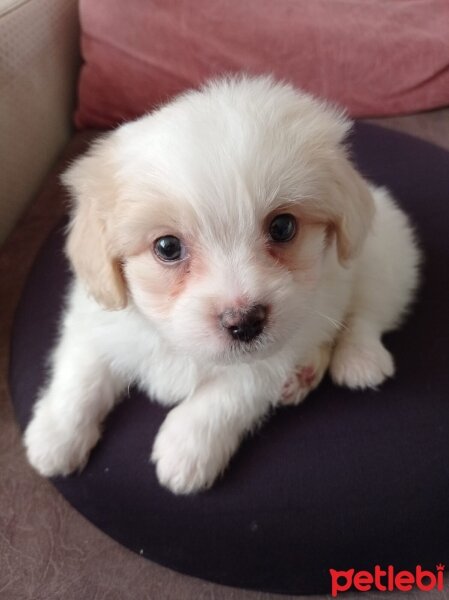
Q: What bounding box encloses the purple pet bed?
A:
[9,123,449,595]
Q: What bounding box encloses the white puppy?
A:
[24,76,420,494]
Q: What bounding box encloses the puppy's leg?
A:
[151,367,280,494]
[330,189,420,390]
[330,318,394,390]
[24,330,123,477]
[279,343,332,405]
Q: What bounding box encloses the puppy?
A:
[24,76,420,494]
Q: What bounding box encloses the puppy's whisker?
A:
[310,309,346,331]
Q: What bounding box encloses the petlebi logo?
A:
[329,564,445,597]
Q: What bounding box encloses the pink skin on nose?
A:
[220,308,246,328]
[220,305,267,328]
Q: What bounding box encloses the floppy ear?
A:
[330,154,376,265]
[62,137,127,310]
[288,93,375,265]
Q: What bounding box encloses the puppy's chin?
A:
[157,325,283,366]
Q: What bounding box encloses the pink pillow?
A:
[75,0,449,129]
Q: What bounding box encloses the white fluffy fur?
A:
[24,76,420,494]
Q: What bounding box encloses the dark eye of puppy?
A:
[269,214,297,242]
[154,236,184,262]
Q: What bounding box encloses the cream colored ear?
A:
[288,91,374,264]
[331,155,376,265]
[62,139,127,310]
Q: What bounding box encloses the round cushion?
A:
[9,123,449,595]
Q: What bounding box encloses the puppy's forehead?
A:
[113,78,345,238]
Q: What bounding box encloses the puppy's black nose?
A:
[220,304,268,343]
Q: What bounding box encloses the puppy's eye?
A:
[154,236,185,262]
[269,214,297,243]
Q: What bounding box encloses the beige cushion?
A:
[0,0,80,244]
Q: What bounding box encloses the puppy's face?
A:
[63,77,374,363]
[123,200,328,362]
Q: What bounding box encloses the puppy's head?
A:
[63,76,374,363]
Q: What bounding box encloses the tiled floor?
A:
[1,112,448,600]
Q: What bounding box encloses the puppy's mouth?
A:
[217,329,279,364]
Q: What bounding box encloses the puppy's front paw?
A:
[280,344,331,406]
[330,338,394,390]
[24,406,99,477]
[151,409,231,495]
[280,366,318,405]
